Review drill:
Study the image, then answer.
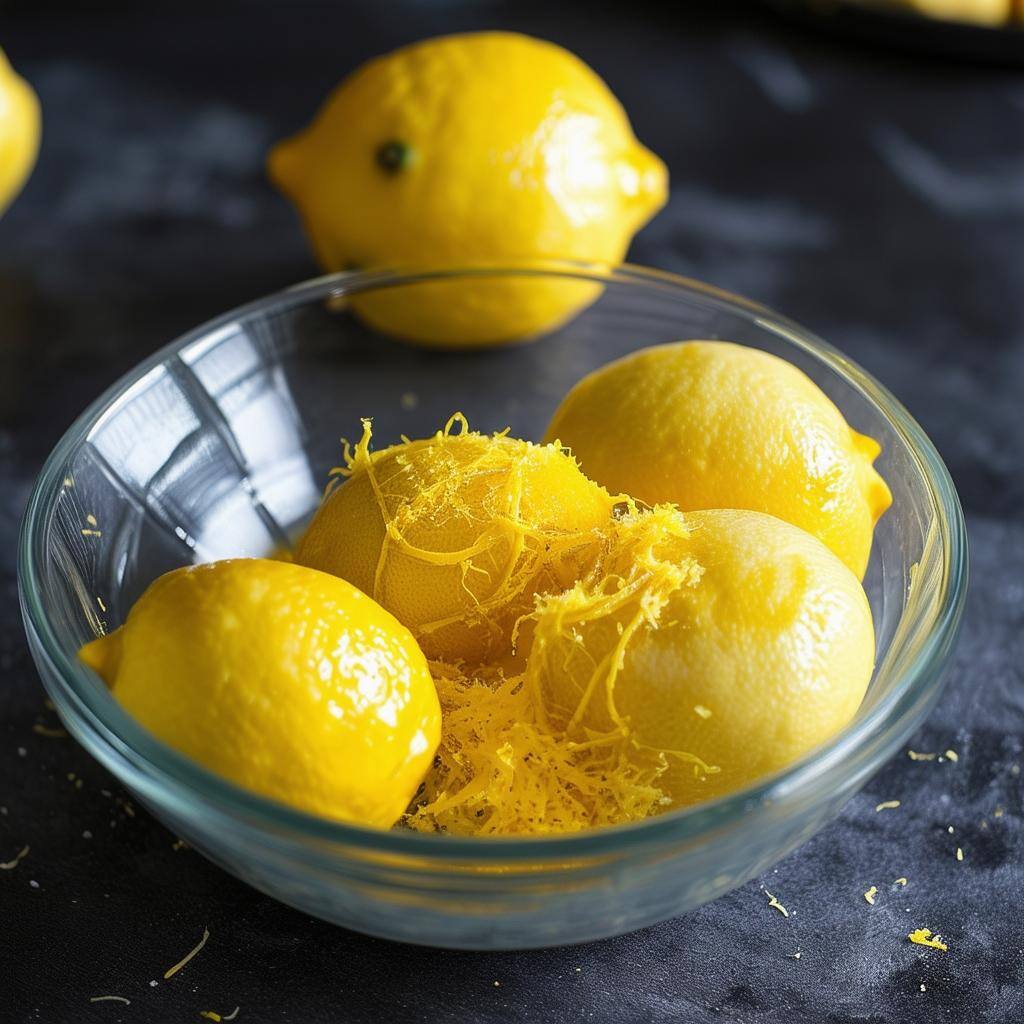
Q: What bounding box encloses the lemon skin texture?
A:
[268,31,667,347]
[528,508,875,807]
[295,419,617,665]
[79,559,440,829]
[545,340,892,579]
[0,48,40,215]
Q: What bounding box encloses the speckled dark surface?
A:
[2,4,1022,1022]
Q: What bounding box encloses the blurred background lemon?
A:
[0,47,39,216]
[269,31,666,347]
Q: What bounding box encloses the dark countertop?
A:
[2,3,1022,1022]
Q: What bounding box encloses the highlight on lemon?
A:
[545,340,892,578]
[294,413,618,665]
[268,31,667,347]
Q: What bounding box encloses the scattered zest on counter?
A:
[0,845,29,870]
[894,877,909,887]
[907,750,937,761]
[863,886,878,905]
[765,890,789,917]
[876,800,901,812]
[163,927,210,980]
[908,928,948,952]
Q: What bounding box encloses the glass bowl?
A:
[18,262,967,950]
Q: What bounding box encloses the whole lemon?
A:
[294,415,617,664]
[268,31,667,347]
[545,341,892,579]
[0,48,40,215]
[79,559,440,829]
[527,507,875,806]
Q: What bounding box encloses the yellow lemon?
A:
[906,0,1011,26]
[0,48,40,215]
[527,506,875,806]
[545,340,892,578]
[268,31,666,347]
[79,558,440,828]
[294,414,617,664]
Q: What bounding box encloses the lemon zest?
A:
[864,886,878,905]
[405,663,672,836]
[0,845,29,870]
[908,928,947,952]
[907,750,937,761]
[894,877,908,887]
[163,927,210,979]
[875,800,900,812]
[765,891,789,917]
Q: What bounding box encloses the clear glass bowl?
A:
[18,263,967,950]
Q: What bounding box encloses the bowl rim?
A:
[18,260,969,861]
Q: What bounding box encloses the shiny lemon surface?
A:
[80,558,440,828]
[269,31,666,347]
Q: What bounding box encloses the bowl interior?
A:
[22,264,962,844]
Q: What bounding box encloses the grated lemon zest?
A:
[864,886,878,905]
[876,800,901,812]
[944,749,958,762]
[163,927,209,979]
[0,845,29,871]
[32,724,68,739]
[406,663,671,836]
[908,928,947,952]
[200,1013,222,1022]
[956,847,964,862]
[765,890,789,917]
[894,877,908,887]
[907,750,936,761]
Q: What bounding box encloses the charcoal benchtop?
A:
[2,3,1022,1022]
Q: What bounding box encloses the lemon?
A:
[906,0,1011,25]
[268,31,666,347]
[0,48,40,215]
[545,340,892,579]
[294,414,617,665]
[79,558,440,828]
[527,506,875,806]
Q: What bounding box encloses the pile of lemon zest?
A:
[894,877,908,887]
[163,927,210,979]
[944,749,958,762]
[864,886,878,905]
[32,724,68,739]
[876,800,901,812]
[956,847,964,862]
[0,845,29,870]
[405,663,672,836]
[89,996,130,1004]
[908,928,948,952]
[765,891,789,917]
[907,750,937,761]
